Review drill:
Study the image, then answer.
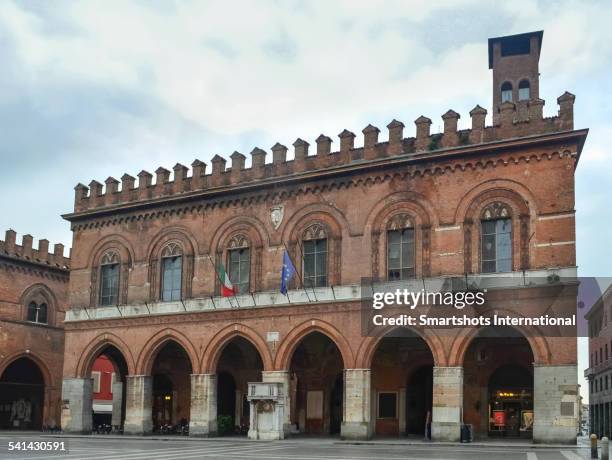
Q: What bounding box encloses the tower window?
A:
[518,80,530,101]
[501,82,513,103]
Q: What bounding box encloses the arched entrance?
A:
[406,366,433,435]
[216,337,263,435]
[87,345,129,432]
[370,329,434,437]
[150,341,192,433]
[462,326,534,439]
[289,331,344,435]
[0,358,45,430]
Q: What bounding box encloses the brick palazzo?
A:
[2,31,587,443]
[0,231,69,430]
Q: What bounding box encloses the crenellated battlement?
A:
[0,229,70,269]
[71,92,576,213]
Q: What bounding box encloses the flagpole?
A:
[282,241,312,303]
[205,253,240,309]
[294,238,318,302]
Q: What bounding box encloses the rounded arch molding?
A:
[448,314,551,367]
[208,215,269,254]
[200,323,274,373]
[208,216,268,294]
[88,235,135,307]
[453,179,536,224]
[0,351,54,387]
[136,328,199,375]
[146,226,197,301]
[274,319,355,370]
[75,332,137,378]
[280,203,351,242]
[363,191,437,280]
[355,327,446,369]
[281,205,347,287]
[456,181,536,274]
[88,234,136,268]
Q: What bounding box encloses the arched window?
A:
[386,214,415,280]
[26,301,47,324]
[501,82,513,103]
[99,251,120,306]
[161,242,182,301]
[518,80,530,101]
[302,224,328,288]
[481,202,512,273]
[227,235,250,294]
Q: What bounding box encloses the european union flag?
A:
[280,250,297,295]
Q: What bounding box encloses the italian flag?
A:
[216,262,235,297]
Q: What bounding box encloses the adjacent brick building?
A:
[585,285,612,438]
[0,230,69,430]
[0,30,583,443]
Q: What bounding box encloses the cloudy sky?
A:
[0,0,610,401]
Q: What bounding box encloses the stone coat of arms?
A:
[270,205,284,230]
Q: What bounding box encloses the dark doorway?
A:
[329,373,343,435]
[217,371,237,420]
[216,337,263,435]
[152,374,174,427]
[289,332,344,435]
[0,358,45,430]
[406,365,433,435]
[150,341,192,432]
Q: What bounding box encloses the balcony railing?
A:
[65,267,577,322]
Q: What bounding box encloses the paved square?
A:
[0,436,595,460]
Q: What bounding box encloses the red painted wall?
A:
[92,355,115,401]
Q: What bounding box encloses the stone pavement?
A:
[0,433,597,460]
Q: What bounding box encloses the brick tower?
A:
[489,31,543,124]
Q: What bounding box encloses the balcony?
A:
[65,267,578,322]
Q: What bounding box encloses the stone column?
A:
[60,378,93,433]
[605,402,609,439]
[399,388,406,436]
[111,381,123,427]
[341,369,371,440]
[431,366,462,441]
[261,371,291,435]
[609,402,612,438]
[189,374,217,437]
[124,375,153,435]
[533,364,578,444]
[598,404,602,437]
